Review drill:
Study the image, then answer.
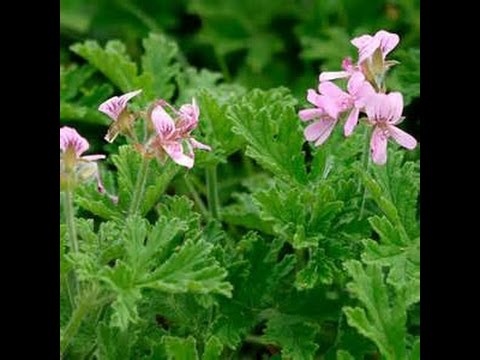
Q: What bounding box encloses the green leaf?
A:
[109,145,179,217]
[227,88,307,185]
[60,64,113,125]
[76,182,122,220]
[212,233,295,348]
[141,33,181,102]
[389,48,420,105]
[195,90,245,165]
[96,322,136,360]
[201,336,223,360]
[336,350,355,360]
[71,40,141,92]
[144,239,232,297]
[295,247,335,290]
[343,261,408,360]
[163,336,199,360]
[410,338,420,360]
[358,156,420,305]
[100,261,142,330]
[262,312,320,360]
[176,66,246,105]
[370,151,420,239]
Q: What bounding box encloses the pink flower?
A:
[318,72,375,136]
[319,57,360,82]
[60,127,115,199]
[98,89,142,121]
[351,30,399,64]
[365,92,417,165]
[60,127,105,163]
[298,89,341,146]
[98,89,142,143]
[148,99,211,169]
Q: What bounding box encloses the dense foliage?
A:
[60,1,419,359]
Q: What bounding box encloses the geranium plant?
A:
[60,29,419,360]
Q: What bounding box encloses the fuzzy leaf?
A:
[163,336,199,360]
[343,261,408,360]
[262,313,320,360]
[70,40,141,92]
[141,33,181,102]
[202,336,223,360]
[144,239,232,297]
[227,88,307,185]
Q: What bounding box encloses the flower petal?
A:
[303,117,337,146]
[344,108,360,137]
[82,154,106,161]
[386,92,404,124]
[298,108,324,121]
[365,93,390,124]
[314,118,337,146]
[351,34,373,49]
[189,138,212,151]
[388,125,417,149]
[98,89,142,121]
[375,30,400,57]
[319,81,348,100]
[319,71,349,82]
[321,95,342,119]
[60,126,89,157]
[306,89,322,107]
[179,98,200,132]
[370,127,388,165]
[163,142,194,169]
[353,81,376,107]
[151,104,175,138]
[347,72,366,96]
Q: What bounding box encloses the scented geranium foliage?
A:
[60,31,419,360]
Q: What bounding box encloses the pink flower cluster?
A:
[98,92,211,169]
[299,30,417,165]
[60,92,211,197]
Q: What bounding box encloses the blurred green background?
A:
[60,0,419,140]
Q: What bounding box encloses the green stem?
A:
[206,165,220,219]
[215,50,232,82]
[119,0,161,32]
[60,295,90,356]
[128,157,150,216]
[295,247,308,270]
[63,190,80,306]
[245,335,277,347]
[359,127,371,218]
[184,176,210,219]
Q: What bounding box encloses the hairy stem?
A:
[359,126,371,218]
[184,175,210,218]
[206,165,220,219]
[60,295,90,356]
[64,190,80,306]
[129,157,150,216]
